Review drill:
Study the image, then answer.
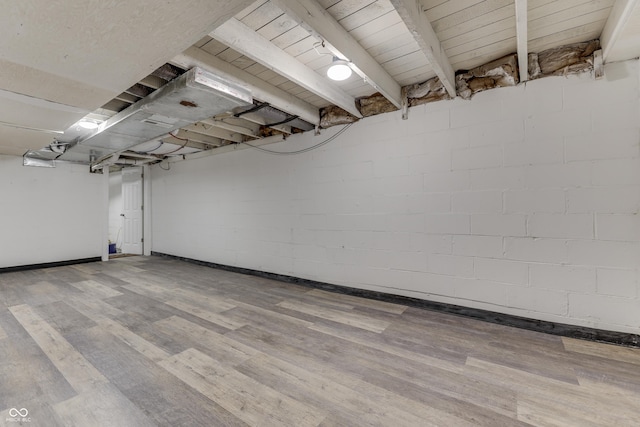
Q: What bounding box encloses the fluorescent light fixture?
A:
[78,119,99,130]
[327,57,352,81]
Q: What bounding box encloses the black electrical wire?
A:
[238,123,353,155]
[134,141,164,154]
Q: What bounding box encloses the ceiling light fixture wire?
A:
[164,131,190,154]
[313,40,331,57]
[238,123,353,155]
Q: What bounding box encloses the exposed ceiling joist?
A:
[169,129,225,146]
[270,0,403,108]
[389,0,456,98]
[201,118,259,139]
[515,0,528,82]
[224,111,293,135]
[172,46,320,125]
[601,0,640,61]
[115,92,139,104]
[210,18,363,118]
[139,75,166,90]
[182,122,244,143]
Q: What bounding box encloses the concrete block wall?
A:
[151,60,640,334]
[0,156,103,268]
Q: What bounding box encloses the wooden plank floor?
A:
[1,256,639,426]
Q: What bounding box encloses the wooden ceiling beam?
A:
[200,118,260,139]
[271,0,403,108]
[182,122,244,143]
[389,0,456,98]
[210,18,362,118]
[515,0,528,82]
[601,0,640,61]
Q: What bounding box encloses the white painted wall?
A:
[0,156,103,268]
[151,60,640,334]
[108,170,123,250]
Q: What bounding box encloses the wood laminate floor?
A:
[0,256,639,426]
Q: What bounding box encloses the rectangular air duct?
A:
[59,67,253,162]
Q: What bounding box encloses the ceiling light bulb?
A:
[327,57,352,81]
[78,119,99,130]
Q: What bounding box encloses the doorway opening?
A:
[108,167,144,257]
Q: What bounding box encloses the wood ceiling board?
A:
[442,14,515,50]
[101,99,130,113]
[394,68,438,86]
[217,47,246,64]
[256,14,300,42]
[424,0,488,22]
[298,92,329,107]
[382,50,432,72]
[373,42,422,64]
[115,93,140,104]
[349,9,404,42]
[450,37,516,70]
[193,36,212,48]
[240,2,284,30]
[529,21,604,52]
[423,0,450,9]
[138,76,166,90]
[436,4,514,42]
[356,21,411,50]
[606,4,640,62]
[338,2,396,31]
[528,0,613,21]
[0,0,257,94]
[236,1,270,20]
[444,25,516,58]
[528,0,559,8]
[430,0,514,34]
[303,54,334,72]
[274,27,316,52]
[266,74,292,87]
[317,0,340,7]
[326,0,379,21]
[201,39,230,56]
[529,1,613,31]
[230,56,258,71]
[528,8,611,40]
[387,65,435,86]
[367,31,416,57]
[243,63,272,77]
[284,34,321,57]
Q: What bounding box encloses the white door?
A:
[121,167,143,255]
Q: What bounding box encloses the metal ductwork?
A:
[56,67,253,163]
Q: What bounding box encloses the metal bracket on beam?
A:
[594,49,604,80]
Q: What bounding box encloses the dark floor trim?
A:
[152,252,640,348]
[0,257,102,274]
